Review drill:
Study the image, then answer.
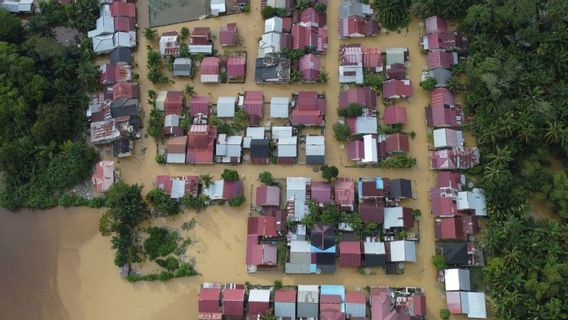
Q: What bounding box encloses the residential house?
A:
[348,134,378,165]
[339,44,364,84]
[250,139,270,164]
[306,135,325,165]
[275,290,296,319]
[210,0,225,15]
[223,180,244,201]
[159,31,180,56]
[114,16,136,32]
[99,63,132,86]
[173,58,192,77]
[411,294,428,319]
[266,0,287,8]
[457,188,487,216]
[110,2,135,17]
[219,23,237,46]
[90,119,120,145]
[272,126,293,140]
[291,25,327,53]
[346,116,378,135]
[0,0,33,13]
[339,0,374,19]
[386,63,406,80]
[166,136,187,163]
[114,32,136,48]
[200,57,220,83]
[217,96,237,118]
[448,292,487,319]
[246,236,277,272]
[247,289,271,320]
[190,96,209,117]
[222,288,245,320]
[203,180,224,200]
[440,241,468,266]
[255,56,291,83]
[428,50,458,69]
[430,188,459,217]
[258,31,282,58]
[433,128,464,149]
[278,136,297,164]
[426,105,460,128]
[311,181,332,206]
[297,285,319,319]
[320,285,345,320]
[244,127,265,148]
[215,134,243,163]
[423,32,468,52]
[186,125,217,164]
[370,287,394,320]
[435,216,479,241]
[383,207,414,231]
[163,114,182,137]
[363,48,383,72]
[256,185,280,207]
[112,82,139,100]
[290,91,325,126]
[299,7,326,28]
[92,161,115,192]
[227,56,246,83]
[430,148,480,170]
[444,268,471,291]
[164,91,183,115]
[436,171,464,190]
[388,240,417,263]
[345,292,367,319]
[431,87,455,109]
[198,287,222,320]
[385,133,410,154]
[88,15,114,38]
[110,47,131,65]
[339,241,362,267]
[299,54,321,83]
[243,91,264,126]
[286,177,310,221]
[383,79,413,99]
[339,86,377,109]
[383,105,408,125]
[286,240,312,273]
[389,178,413,200]
[425,68,452,87]
[335,178,355,211]
[190,27,213,55]
[363,239,386,267]
[425,16,448,34]
[155,175,199,199]
[338,15,378,39]
[310,223,336,273]
[385,47,409,67]
[270,96,289,118]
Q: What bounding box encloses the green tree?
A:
[338,103,364,118]
[320,204,341,225]
[0,10,25,43]
[179,43,190,58]
[222,169,240,181]
[143,227,178,260]
[146,188,181,216]
[447,76,462,93]
[432,255,446,270]
[333,123,351,141]
[314,3,327,12]
[295,0,310,11]
[67,0,99,32]
[183,194,208,211]
[144,28,157,42]
[147,109,164,143]
[320,165,339,182]
[290,68,302,83]
[374,0,411,31]
[259,171,273,185]
[229,194,246,207]
[317,69,329,84]
[440,308,450,320]
[420,77,438,91]
[260,310,277,320]
[199,174,213,187]
[261,6,276,19]
[363,72,385,91]
[180,27,189,41]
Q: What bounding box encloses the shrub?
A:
[420,77,438,90]
[333,123,351,141]
[156,153,166,164]
[180,27,189,40]
[321,165,339,182]
[221,169,239,181]
[338,103,364,118]
[229,194,246,207]
[143,227,179,260]
[378,155,417,168]
[261,6,276,18]
[274,280,283,289]
[146,188,181,216]
[259,171,273,185]
[440,308,451,320]
[363,72,385,91]
[432,255,446,270]
[182,194,208,211]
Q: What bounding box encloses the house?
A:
[299,54,321,83]
[385,133,409,154]
[433,128,464,149]
[297,285,319,319]
[388,240,416,262]
[256,185,280,207]
[386,63,406,80]
[339,0,373,19]
[190,27,211,45]
[222,288,245,320]
[110,47,131,65]
[370,287,393,320]
[383,79,413,99]
[164,91,183,115]
[435,216,479,241]
[431,148,480,170]
[163,114,182,137]
[265,16,283,33]
[363,239,386,267]
[215,134,243,163]
[339,63,364,84]
[338,16,378,39]
[243,91,264,126]
[173,58,192,77]
[159,31,180,56]
[186,125,217,164]
[247,289,271,320]
[277,136,297,163]
[383,207,414,230]
[428,50,458,69]
[348,134,378,164]
[444,268,471,291]
[339,86,377,109]
[246,233,278,272]
[0,0,33,13]
[425,68,452,87]
[270,96,289,118]
[99,63,132,85]
[430,188,458,217]
[339,241,362,267]
[112,82,138,100]
[436,171,464,189]
[92,161,115,192]
[210,0,226,15]
[431,87,455,108]
[255,57,291,83]
[310,223,336,273]
[110,2,135,17]
[440,241,468,265]
[92,34,115,54]
[425,16,448,34]
[198,287,222,320]
[385,47,409,66]
[447,292,487,319]
[300,7,326,27]
[286,177,310,221]
[335,178,355,211]
[227,56,246,83]
[346,116,378,135]
[190,96,209,117]
[363,48,383,72]
[423,32,468,52]
[244,127,265,148]
[155,175,199,199]
[286,240,312,273]
[291,25,327,53]
[275,290,296,319]
[113,31,136,48]
[258,32,282,58]
[114,17,135,33]
[88,16,114,38]
[272,126,293,140]
[166,136,187,164]
[290,92,325,126]
[266,0,287,9]
[223,180,244,200]
[250,139,270,164]
[216,96,237,118]
[320,285,345,319]
[340,44,363,65]
[426,105,460,128]
[411,294,427,318]
[219,23,237,46]
[200,57,220,83]
[306,135,325,165]
[389,178,413,200]
[311,181,332,206]
[203,180,224,200]
[383,105,407,125]
[110,98,139,119]
[457,188,487,216]
[345,292,366,319]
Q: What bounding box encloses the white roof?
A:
[189,44,213,54]
[203,180,224,200]
[298,285,319,294]
[210,0,226,13]
[339,64,364,84]
[171,178,186,199]
[265,17,283,33]
[0,0,33,12]
[389,240,416,262]
[383,207,404,229]
[278,136,297,157]
[385,47,408,65]
[159,34,179,55]
[362,134,378,164]
[217,96,237,117]
[216,135,243,157]
[306,136,325,156]
[164,114,180,127]
[244,127,266,148]
[114,32,136,48]
[249,289,271,302]
[92,34,115,54]
[444,268,471,291]
[291,240,311,253]
[457,188,487,216]
[287,177,310,221]
[259,32,281,58]
[464,292,487,319]
[156,91,167,111]
[267,0,286,8]
[166,154,185,163]
[271,97,290,118]
[355,117,378,134]
[100,4,111,16]
[88,16,115,38]
[272,126,293,139]
[363,241,385,255]
[433,128,464,149]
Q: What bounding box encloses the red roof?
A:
[264,207,288,233]
[110,2,136,17]
[112,82,138,100]
[371,287,392,320]
[339,241,362,267]
[92,161,114,192]
[227,56,246,78]
[292,25,326,52]
[190,96,209,117]
[201,57,220,75]
[256,185,280,207]
[335,178,355,208]
[219,23,237,46]
[385,133,409,153]
[246,235,278,266]
[386,63,406,80]
[430,189,459,217]
[425,16,447,34]
[114,16,136,32]
[436,171,462,189]
[339,87,377,109]
[300,7,325,27]
[339,16,378,38]
[345,292,366,304]
[426,32,468,51]
[291,110,323,126]
[199,288,221,313]
[359,199,384,223]
[412,295,427,316]
[243,91,263,126]
[383,105,407,125]
[223,288,245,317]
[156,175,172,194]
[167,135,187,154]
[297,91,317,110]
[435,217,466,240]
[223,180,244,199]
[186,125,216,164]
[428,50,455,69]
[311,181,332,205]
[248,300,269,319]
[280,32,293,50]
[446,291,462,314]
[426,105,458,128]
[282,17,292,32]
[275,290,296,303]
[247,216,278,238]
[363,48,383,71]
[164,91,183,116]
[299,54,321,82]
[347,139,364,160]
[383,80,412,99]
[191,27,210,45]
[339,44,362,65]
[431,87,455,108]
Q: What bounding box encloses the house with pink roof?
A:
[428,50,458,69]
[200,57,220,83]
[335,178,355,211]
[339,86,377,109]
[385,133,409,154]
[219,23,237,47]
[92,161,115,192]
[190,96,209,117]
[425,16,448,34]
[383,79,412,99]
[299,54,321,83]
[363,48,383,72]
[227,56,246,83]
[290,91,326,126]
[311,181,332,206]
[243,91,264,126]
[383,105,407,125]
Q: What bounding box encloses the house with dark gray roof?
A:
[173,58,192,77]
[110,47,131,65]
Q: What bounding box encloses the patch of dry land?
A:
[0,1,452,319]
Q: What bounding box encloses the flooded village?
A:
[0,0,490,319]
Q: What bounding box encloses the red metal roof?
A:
[430,189,459,217]
[339,87,377,109]
[219,23,237,46]
[428,50,454,69]
[345,292,366,305]
[156,175,173,194]
[282,17,292,32]
[247,300,269,319]
[227,56,246,78]
[359,199,384,223]
[291,110,323,126]
[191,27,211,45]
[412,294,426,316]
[300,7,325,27]
[247,216,278,238]
[92,161,114,192]
[292,25,325,51]
[201,57,220,75]
[363,48,382,70]
[335,178,355,207]
[223,180,244,199]
[256,185,280,207]
[347,140,364,160]
[297,91,318,110]
[339,44,362,65]
[299,54,321,82]
[383,80,412,99]
[280,32,293,50]
[339,16,377,38]
[275,289,296,303]
[383,105,407,125]
[371,287,391,320]
[187,125,216,164]
[246,235,278,266]
[446,291,462,314]
[385,133,409,153]
[114,16,136,32]
[427,32,468,51]
[223,288,245,317]
[164,91,183,116]
[167,136,187,154]
[436,171,462,189]
[199,288,221,313]
[435,217,466,240]
[426,105,458,127]
[110,2,136,17]
[425,16,447,34]
[386,63,406,80]
[431,87,454,108]
[311,181,332,204]
[112,82,138,100]
[190,96,209,117]
[339,241,362,267]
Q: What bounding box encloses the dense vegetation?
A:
[374,0,411,31]
[0,8,100,209]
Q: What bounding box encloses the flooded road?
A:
[0,0,453,319]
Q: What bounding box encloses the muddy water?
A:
[0,1,450,319]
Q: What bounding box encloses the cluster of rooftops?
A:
[88,2,137,54]
[198,283,426,320]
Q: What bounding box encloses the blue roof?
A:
[311,245,336,254]
[376,177,384,189]
[320,285,346,312]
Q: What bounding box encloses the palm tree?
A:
[184,84,196,98]
[486,145,512,168]
[544,121,563,144]
[447,76,462,93]
[199,174,212,187]
[54,56,75,78]
[516,123,535,145]
[77,61,100,91]
[260,310,277,320]
[317,70,329,84]
[290,69,302,83]
[484,164,506,182]
[144,28,157,42]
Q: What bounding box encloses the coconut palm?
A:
[184,84,196,98]
[486,145,512,168]
[447,76,462,93]
[317,70,329,84]
[199,174,212,187]
[144,28,157,42]
[544,121,564,144]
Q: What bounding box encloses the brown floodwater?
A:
[0,1,461,319]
